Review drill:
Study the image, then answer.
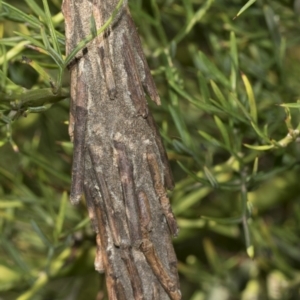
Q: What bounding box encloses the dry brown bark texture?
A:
[62,0,181,299]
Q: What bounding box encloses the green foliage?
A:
[1,0,300,299]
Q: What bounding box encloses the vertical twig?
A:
[62,0,181,298]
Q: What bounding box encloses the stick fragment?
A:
[95,233,105,273]
[122,34,148,118]
[152,282,160,300]
[165,234,180,289]
[121,247,144,300]
[83,177,105,272]
[137,190,180,298]
[89,146,121,246]
[137,191,153,236]
[146,113,174,190]
[140,239,181,300]
[84,183,118,300]
[98,43,116,100]
[125,9,161,105]
[147,151,178,236]
[116,279,128,300]
[114,140,142,246]
[70,72,88,205]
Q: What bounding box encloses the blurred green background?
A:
[1,0,300,299]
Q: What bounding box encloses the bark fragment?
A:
[95,233,105,273]
[137,191,153,235]
[140,239,181,300]
[98,44,116,100]
[113,140,142,247]
[121,247,144,300]
[124,8,161,106]
[147,151,178,237]
[152,282,160,300]
[122,34,148,118]
[146,113,174,190]
[89,145,121,246]
[70,71,87,205]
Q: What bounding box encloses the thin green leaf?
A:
[30,220,52,247]
[0,40,30,66]
[177,218,206,229]
[17,272,48,300]
[279,37,286,68]
[52,11,64,26]
[131,9,157,26]
[46,46,64,67]
[25,104,52,114]
[214,115,231,149]
[0,45,7,89]
[230,94,251,120]
[203,239,220,274]
[195,51,230,87]
[198,72,210,103]
[40,25,51,50]
[244,144,274,150]
[203,166,219,188]
[0,36,26,47]
[150,0,168,45]
[243,216,254,258]
[54,191,68,241]
[201,215,243,224]
[210,80,227,108]
[280,102,300,108]
[2,2,42,28]
[13,32,45,50]
[284,107,293,131]
[0,200,23,208]
[177,161,210,186]
[199,130,223,148]
[209,97,247,123]
[90,14,97,38]
[65,217,90,234]
[251,121,270,142]
[173,0,214,44]
[22,57,55,87]
[173,187,211,215]
[252,157,258,175]
[234,0,256,19]
[263,124,269,137]
[172,140,195,158]
[25,0,46,20]
[230,31,238,92]
[38,25,64,66]
[241,73,257,123]
[169,105,191,148]
[263,5,281,48]
[181,0,194,21]
[24,152,71,183]
[0,238,31,274]
[42,0,61,55]
[169,80,222,114]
